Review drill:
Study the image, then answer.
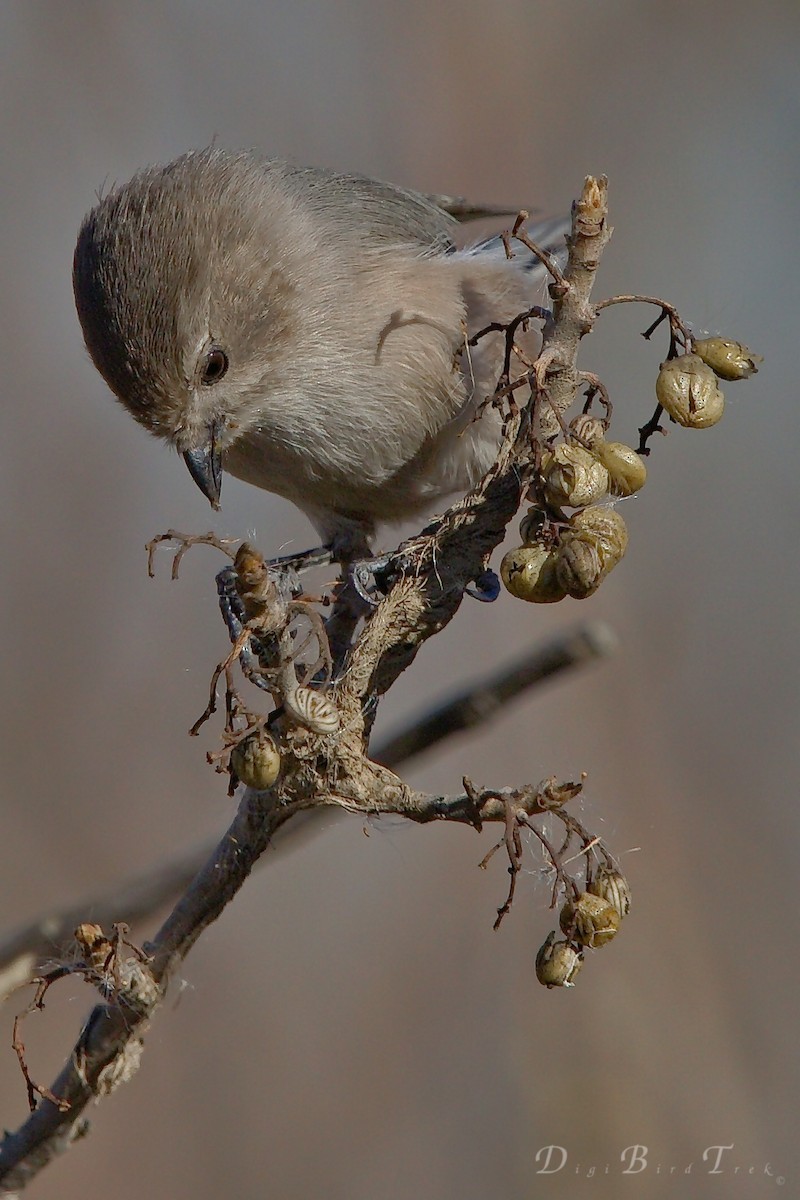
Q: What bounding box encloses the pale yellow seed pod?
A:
[588,865,632,919]
[500,545,566,604]
[231,731,282,790]
[560,892,620,948]
[569,413,607,448]
[594,441,647,497]
[543,443,610,509]
[535,933,583,989]
[693,337,762,381]
[570,506,629,567]
[556,536,604,599]
[286,687,340,734]
[656,354,725,428]
[556,507,628,598]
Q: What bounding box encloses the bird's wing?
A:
[280,164,460,253]
[423,194,521,223]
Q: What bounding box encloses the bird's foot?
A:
[350,551,420,604]
[263,544,335,596]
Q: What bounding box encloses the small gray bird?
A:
[73,148,566,557]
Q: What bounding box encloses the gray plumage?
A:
[73,148,566,554]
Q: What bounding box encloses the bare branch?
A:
[0,621,614,1004]
[0,786,290,1190]
[0,845,205,1006]
[0,176,622,1190]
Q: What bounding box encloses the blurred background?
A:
[0,2,796,1197]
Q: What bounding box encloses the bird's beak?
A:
[183,421,223,509]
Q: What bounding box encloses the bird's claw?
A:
[350,552,416,604]
[351,553,392,605]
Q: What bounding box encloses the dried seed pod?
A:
[560,892,620,948]
[535,933,583,988]
[538,776,584,809]
[543,443,610,509]
[231,730,282,789]
[588,865,631,919]
[75,923,158,1012]
[556,535,604,599]
[569,413,607,448]
[518,506,547,546]
[500,544,566,604]
[693,337,762,381]
[556,506,628,598]
[656,354,725,428]
[234,542,282,624]
[286,686,340,734]
[594,441,647,497]
[571,506,629,566]
[75,924,110,966]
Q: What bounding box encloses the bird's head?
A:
[72,149,303,508]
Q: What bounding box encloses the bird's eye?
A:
[200,347,229,385]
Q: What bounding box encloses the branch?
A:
[0,620,614,1002]
[0,844,204,1005]
[0,787,288,1191]
[0,177,618,1190]
[0,766,589,1190]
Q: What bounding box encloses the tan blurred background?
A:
[0,2,797,1196]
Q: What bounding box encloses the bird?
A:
[73,147,567,561]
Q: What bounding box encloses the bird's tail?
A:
[464,214,571,279]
